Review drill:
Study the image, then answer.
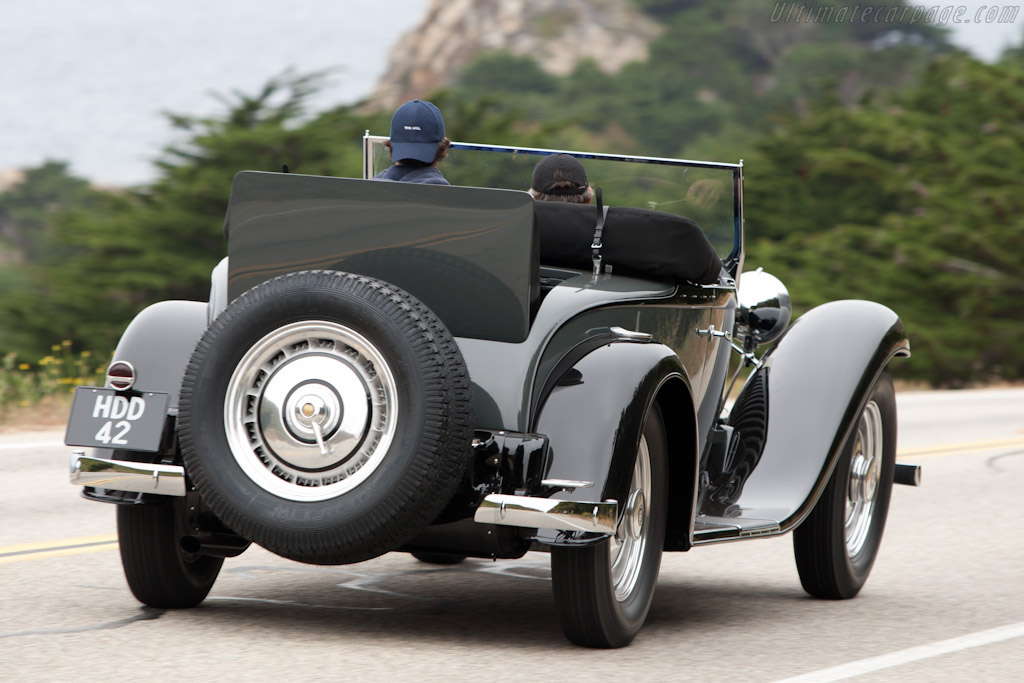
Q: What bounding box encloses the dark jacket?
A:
[373,165,449,186]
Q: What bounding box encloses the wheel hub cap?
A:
[224,321,398,502]
[844,400,883,558]
[625,489,646,541]
[611,435,652,602]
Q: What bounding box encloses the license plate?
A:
[65,387,170,452]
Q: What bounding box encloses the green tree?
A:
[745,55,1024,385]
[446,0,951,160]
[0,162,105,355]
[1,72,553,359]
[0,161,97,263]
[4,73,383,357]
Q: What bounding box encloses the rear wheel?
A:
[550,405,668,648]
[794,370,897,599]
[117,500,223,608]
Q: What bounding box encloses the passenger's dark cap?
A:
[531,154,589,195]
[389,99,446,164]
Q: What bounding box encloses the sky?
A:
[0,0,1020,186]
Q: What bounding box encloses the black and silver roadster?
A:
[65,137,920,647]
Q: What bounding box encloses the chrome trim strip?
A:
[691,515,782,545]
[540,479,594,491]
[68,451,186,497]
[362,134,743,169]
[610,326,653,342]
[474,494,618,534]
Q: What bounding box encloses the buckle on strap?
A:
[591,187,608,275]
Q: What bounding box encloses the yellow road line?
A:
[0,534,117,555]
[898,436,1024,459]
[5,434,1024,565]
[0,534,118,565]
[0,543,119,565]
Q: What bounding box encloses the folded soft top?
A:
[534,201,723,285]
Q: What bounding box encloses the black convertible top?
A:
[534,201,723,285]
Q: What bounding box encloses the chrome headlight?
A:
[734,268,791,348]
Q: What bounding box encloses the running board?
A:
[692,515,782,545]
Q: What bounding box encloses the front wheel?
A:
[794,369,897,599]
[550,404,668,648]
[117,500,223,608]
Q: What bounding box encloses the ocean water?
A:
[0,0,427,186]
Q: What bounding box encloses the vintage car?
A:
[65,137,920,648]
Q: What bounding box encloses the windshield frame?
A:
[362,134,743,271]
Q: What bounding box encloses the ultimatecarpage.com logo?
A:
[769,3,1020,25]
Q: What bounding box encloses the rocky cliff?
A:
[366,0,662,110]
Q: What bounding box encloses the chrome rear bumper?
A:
[473,494,618,535]
[69,451,186,497]
[67,451,618,534]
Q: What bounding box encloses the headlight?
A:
[734,268,791,348]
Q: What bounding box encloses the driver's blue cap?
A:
[389,99,446,164]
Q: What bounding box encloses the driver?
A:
[529,154,594,203]
[374,100,451,185]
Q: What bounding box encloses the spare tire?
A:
[178,270,474,565]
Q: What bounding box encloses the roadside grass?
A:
[0,341,106,431]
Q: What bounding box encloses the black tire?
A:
[117,500,223,608]
[794,370,897,599]
[410,551,468,565]
[179,270,474,565]
[550,404,668,648]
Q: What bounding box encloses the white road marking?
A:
[774,621,1024,682]
[0,439,64,451]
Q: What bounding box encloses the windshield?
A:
[364,136,741,264]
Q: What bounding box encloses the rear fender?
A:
[720,300,909,528]
[533,341,698,544]
[208,257,229,323]
[111,301,210,415]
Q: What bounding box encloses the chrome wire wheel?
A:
[610,435,652,602]
[223,320,398,502]
[550,404,668,648]
[793,370,897,600]
[844,400,883,559]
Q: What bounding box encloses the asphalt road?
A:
[2,388,1023,682]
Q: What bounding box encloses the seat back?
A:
[227,172,538,342]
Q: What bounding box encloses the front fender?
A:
[718,300,909,529]
[112,300,210,415]
[535,341,693,512]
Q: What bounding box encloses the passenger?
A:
[374,99,451,185]
[529,154,594,203]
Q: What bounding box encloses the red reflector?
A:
[106,361,136,391]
